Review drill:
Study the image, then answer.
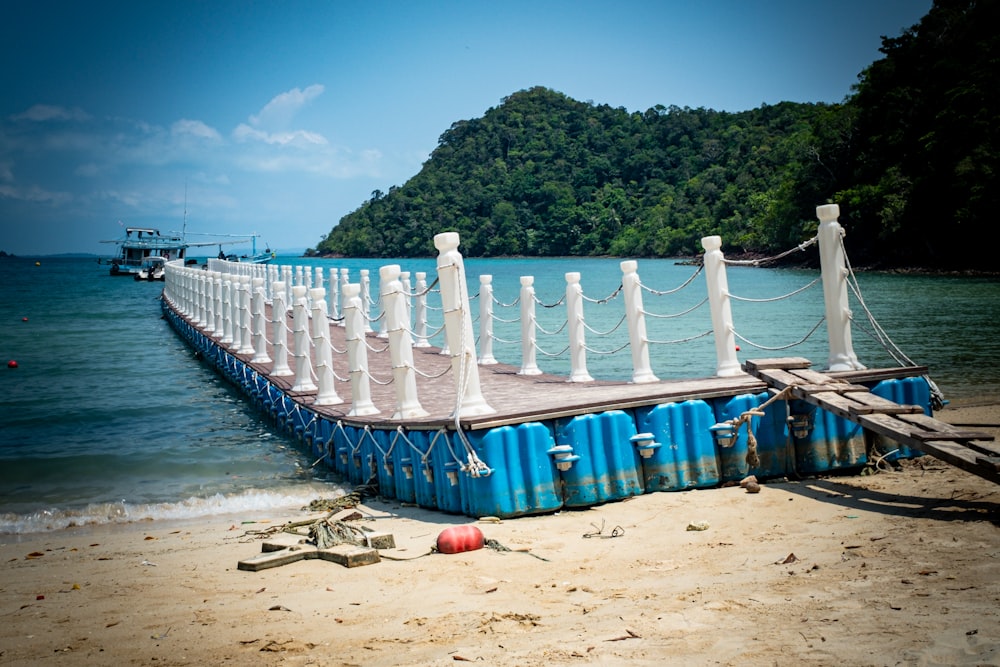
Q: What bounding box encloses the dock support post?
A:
[817,204,865,371]
[478,275,498,364]
[343,283,379,416]
[620,260,659,383]
[434,232,495,417]
[220,278,234,345]
[228,277,244,351]
[360,270,374,333]
[566,272,593,382]
[701,236,743,377]
[212,272,224,337]
[196,272,209,329]
[290,285,317,392]
[413,272,431,348]
[381,265,428,419]
[328,269,340,321]
[338,269,349,327]
[309,288,343,405]
[270,281,293,377]
[251,277,272,364]
[518,276,542,375]
[238,276,255,355]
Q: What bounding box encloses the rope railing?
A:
[165,202,936,440]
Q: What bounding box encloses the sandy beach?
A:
[1,401,998,667]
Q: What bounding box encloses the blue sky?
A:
[0,0,932,256]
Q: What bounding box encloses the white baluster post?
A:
[817,204,865,371]
[381,264,428,419]
[518,276,541,375]
[434,232,495,417]
[343,282,379,416]
[309,287,343,405]
[413,271,430,348]
[290,285,317,392]
[251,277,272,363]
[270,280,293,377]
[701,236,743,377]
[621,260,659,383]
[566,272,593,382]
[478,275,498,365]
[237,275,255,355]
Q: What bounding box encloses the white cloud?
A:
[232,123,328,147]
[171,119,222,141]
[0,182,72,204]
[249,84,324,129]
[10,104,90,123]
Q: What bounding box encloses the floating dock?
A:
[160,207,999,518]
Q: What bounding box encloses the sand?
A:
[1,401,998,667]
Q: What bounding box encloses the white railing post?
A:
[518,276,541,375]
[401,271,412,329]
[414,271,430,348]
[478,275,498,365]
[251,277,272,364]
[238,275,255,355]
[269,280,293,377]
[343,282,379,416]
[360,269,373,333]
[220,277,234,345]
[328,268,340,321]
[620,260,659,383]
[434,232,495,417]
[290,285,317,392]
[817,204,865,371]
[338,268,349,327]
[566,272,593,382]
[701,236,743,377]
[381,264,428,419]
[229,276,244,351]
[212,272,224,337]
[196,272,209,329]
[309,287,343,406]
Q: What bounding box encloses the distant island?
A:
[311,0,994,273]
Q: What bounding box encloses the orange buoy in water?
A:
[436,525,484,554]
[7,360,18,368]
[22,317,28,322]
[735,345,741,351]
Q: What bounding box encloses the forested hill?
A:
[313,0,997,271]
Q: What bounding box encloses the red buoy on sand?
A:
[7,360,18,368]
[436,525,485,554]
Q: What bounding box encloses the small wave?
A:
[0,483,348,535]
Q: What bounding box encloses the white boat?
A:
[102,227,190,277]
[135,256,167,281]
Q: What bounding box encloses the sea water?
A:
[1,254,998,534]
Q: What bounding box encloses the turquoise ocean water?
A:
[1,254,998,534]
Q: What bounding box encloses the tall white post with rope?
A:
[434,232,495,417]
[620,260,659,383]
[414,272,431,348]
[328,268,340,321]
[251,277,272,364]
[381,264,428,419]
[817,204,865,371]
[478,275,498,365]
[518,276,542,375]
[566,272,593,382]
[290,285,317,393]
[220,278,234,345]
[338,268,349,327]
[237,275,255,355]
[701,236,743,377]
[212,272,224,337]
[343,282,379,416]
[360,269,374,333]
[269,280,293,377]
[309,287,343,406]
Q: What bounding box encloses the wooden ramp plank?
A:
[856,413,1000,484]
[844,391,926,416]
